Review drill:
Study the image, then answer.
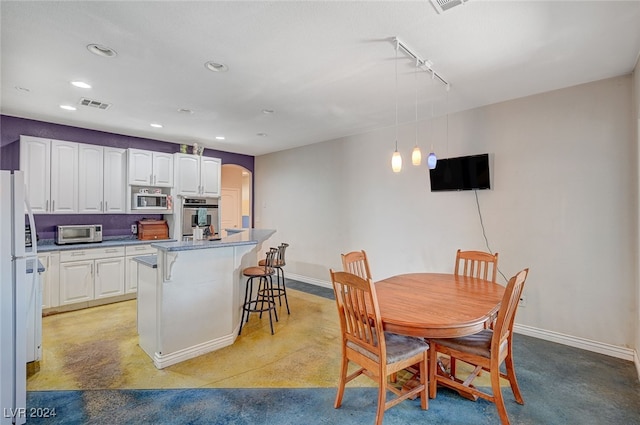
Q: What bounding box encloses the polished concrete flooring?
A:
[27,280,640,424]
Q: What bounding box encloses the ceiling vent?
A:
[79,97,111,110]
[430,0,469,14]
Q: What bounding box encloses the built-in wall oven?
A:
[182,198,220,238]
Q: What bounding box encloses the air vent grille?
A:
[79,97,111,110]
[430,0,468,14]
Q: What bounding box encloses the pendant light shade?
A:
[427,152,437,169]
[392,142,402,173]
[412,146,422,166]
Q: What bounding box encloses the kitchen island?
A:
[135,228,276,369]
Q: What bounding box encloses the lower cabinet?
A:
[125,244,157,293]
[38,252,60,309]
[59,247,125,305]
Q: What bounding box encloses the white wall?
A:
[633,56,640,367]
[256,75,636,351]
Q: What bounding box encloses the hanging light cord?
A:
[395,42,399,139]
[415,62,418,143]
[474,189,508,283]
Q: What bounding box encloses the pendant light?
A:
[391,42,402,173]
[411,62,422,166]
[427,74,438,170]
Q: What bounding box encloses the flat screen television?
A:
[429,153,491,192]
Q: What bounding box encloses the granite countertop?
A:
[151,229,276,252]
[37,236,175,252]
[132,255,158,268]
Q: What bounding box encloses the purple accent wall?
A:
[1,115,255,237]
[33,214,163,241]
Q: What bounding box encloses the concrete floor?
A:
[27,281,640,424]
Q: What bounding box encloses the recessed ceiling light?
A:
[177,108,194,114]
[215,136,225,140]
[262,109,275,114]
[257,133,268,137]
[15,86,30,92]
[60,105,77,111]
[71,81,92,89]
[87,44,117,58]
[204,61,228,73]
[150,123,163,128]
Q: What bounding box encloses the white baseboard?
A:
[152,334,236,369]
[286,274,639,376]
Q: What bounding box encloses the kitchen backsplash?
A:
[31,214,164,241]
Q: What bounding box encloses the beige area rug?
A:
[28,287,498,391]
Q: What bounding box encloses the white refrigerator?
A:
[0,170,37,425]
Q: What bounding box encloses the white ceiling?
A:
[2,1,639,156]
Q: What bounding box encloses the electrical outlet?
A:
[519,295,526,308]
[131,224,137,234]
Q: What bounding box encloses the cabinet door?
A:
[95,257,125,299]
[125,256,139,293]
[103,147,127,213]
[38,254,51,310]
[201,157,221,197]
[152,152,174,187]
[175,153,200,196]
[59,260,94,305]
[20,136,51,213]
[78,144,104,213]
[50,140,78,213]
[128,148,153,185]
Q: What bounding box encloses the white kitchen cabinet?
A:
[20,136,50,213]
[128,148,174,187]
[175,153,221,197]
[50,140,79,213]
[59,247,125,305]
[103,147,127,213]
[60,260,94,305]
[125,244,157,293]
[78,144,104,213]
[95,256,126,299]
[20,136,79,213]
[38,252,60,309]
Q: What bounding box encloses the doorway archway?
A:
[221,164,252,229]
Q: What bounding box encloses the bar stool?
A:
[238,248,278,335]
[259,243,290,314]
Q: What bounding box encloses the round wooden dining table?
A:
[374,273,505,339]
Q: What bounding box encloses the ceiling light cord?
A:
[392,41,402,173]
[412,61,422,166]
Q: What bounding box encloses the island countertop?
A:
[150,228,276,252]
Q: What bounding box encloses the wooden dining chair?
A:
[455,249,499,283]
[448,249,501,376]
[329,270,429,425]
[341,250,372,280]
[428,268,529,425]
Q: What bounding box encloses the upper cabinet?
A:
[175,153,221,197]
[78,146,127,213]
[21,136,78,213]
[128,149,173,187]
[20,136,126,214]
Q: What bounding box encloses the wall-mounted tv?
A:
[429,153,491,192]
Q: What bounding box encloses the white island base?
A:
[136,229,275,369]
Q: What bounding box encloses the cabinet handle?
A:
[105,201,108,211]
[52,200,55,211]
[150,174,154,185]
[46,200,49,212]
[71,251,85,256]
[106,249,119,253]
[100,201,103,212]
[91,263,94,275]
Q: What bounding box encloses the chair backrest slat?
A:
[331,270,383,356]
[341,250,373,280]
[493,268,529,351]
[455,249,499,283]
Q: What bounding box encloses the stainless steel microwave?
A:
[56,225,102,245]
[133,193,169,210]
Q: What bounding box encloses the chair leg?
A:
[334,354,349,408]
[419,355,428,410]
[491,368,511,425]
[504,353,524,404]
[375,378,387,425]
[279,267,290,314]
